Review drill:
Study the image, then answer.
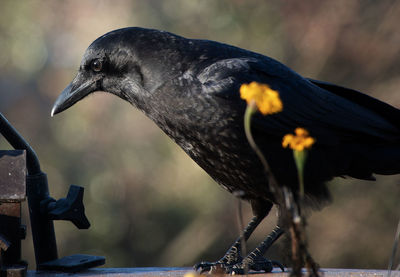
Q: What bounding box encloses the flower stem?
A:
[244,102,280,197]
[293,150,307,199]
[244,102,269,173]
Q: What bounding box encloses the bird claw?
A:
[227,256,284,274]
[194,249,243,273]
[193,261,211,273]
[193,261,225,274]
[272,260,285,272]
[194,257,284,275]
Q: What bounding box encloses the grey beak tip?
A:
[51,78,95,117]
[51,101,62,117]
[50,106,56,117]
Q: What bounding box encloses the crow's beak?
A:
[51,75,98,117]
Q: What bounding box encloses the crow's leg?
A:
[194,199,272,273]
[194,215,265,273]
[227,225,284,274]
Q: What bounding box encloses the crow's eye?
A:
[91,59,102,72]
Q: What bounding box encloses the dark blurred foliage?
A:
[0,0,399,270]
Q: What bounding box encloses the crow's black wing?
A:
[307,78,400,130]
[197,57,400,145]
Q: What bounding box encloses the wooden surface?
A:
[27,267,400,276]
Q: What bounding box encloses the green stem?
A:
[244,102,281,197]
[299,167,304,198]
[293,150,307,200]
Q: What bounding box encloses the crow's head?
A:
[51,27,184,116]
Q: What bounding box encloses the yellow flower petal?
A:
[295,127,309,137]
[240,82,283,115]
[282,128,315,151]
[282,134,294,148]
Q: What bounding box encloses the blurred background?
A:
[0,0,399,270]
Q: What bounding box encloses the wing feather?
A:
[197,57,400,145]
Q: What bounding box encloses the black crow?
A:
[51,27,400,273]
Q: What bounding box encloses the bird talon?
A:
[227,255,283,274]
[272,260,285,272]
[227,267,244,275]
[194,261,225,274]
[193,262,211,273]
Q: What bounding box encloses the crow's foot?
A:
[194,243,243,273]
[226,255,284,274]
[194,261,236,274]
[195,225,284,274]
[194,255,284,275]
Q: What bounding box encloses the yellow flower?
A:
[240,82,283,115]
[282,128,315,151]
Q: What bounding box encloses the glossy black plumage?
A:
[52,27,400,272]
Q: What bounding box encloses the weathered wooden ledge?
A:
[27,268,400,277]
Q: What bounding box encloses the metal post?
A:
[0,113,58,267]
[26,172,58,265]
